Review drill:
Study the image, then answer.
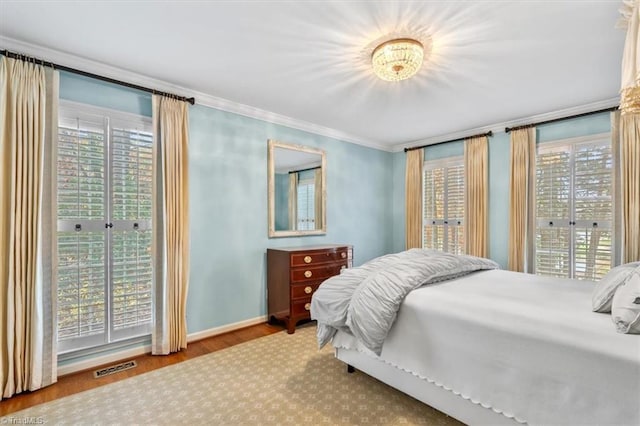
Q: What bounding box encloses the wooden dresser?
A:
[267,245,353,334]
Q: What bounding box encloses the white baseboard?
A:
[57,315,269,376]
[187,315,268,343]
[57,344,152,377]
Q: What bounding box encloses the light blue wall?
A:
[60,71,152,117]
[391,111,613,268]
[391,151,406,253]
[487,133,510,268]
[60,72,394,336]
[188,106,393,332]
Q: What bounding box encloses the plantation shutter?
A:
[56,105,153,353]
[57,114,107,349]
[423,158,464,254]
[535,145,571,278]
[535,136,613,280]
[446,163,465,255]
[573,141,613,280]
[110,123,153,339]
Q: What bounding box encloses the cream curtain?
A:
[619,0,640,263]
[620,114,640,262]
[405,149,424,249]
[507,127,535,272]
[0,56,58,399]
[152,95,190,355]
[314,168,323,230]
[464,136,488,258]
[612,111,623,266]
[288,173,298,230]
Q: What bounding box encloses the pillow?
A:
[611,267,640,334]
[592,262,640,313]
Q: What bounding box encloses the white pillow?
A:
[611,267,640,334]
[592,262,640,313]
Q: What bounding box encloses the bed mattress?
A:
[331,269,640,425]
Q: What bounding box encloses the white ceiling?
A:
[0,1,625,151]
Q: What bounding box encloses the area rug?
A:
[1,325,461,425]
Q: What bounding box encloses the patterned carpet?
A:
[2,325,462,425]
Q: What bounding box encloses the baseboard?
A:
[57,315,269,376]
[57,344,152,377]
[187,315,269,343]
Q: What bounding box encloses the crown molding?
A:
[0,36,388,151]
[0,36,618,154]
[392,97,620,152]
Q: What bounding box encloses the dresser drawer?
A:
[291,282,322,299]
[291,297,313,317]
[291,248,349,267]
[290,262,347,283]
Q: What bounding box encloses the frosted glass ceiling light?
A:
[371,38,424,82]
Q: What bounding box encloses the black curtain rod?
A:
[1,49,195,105]
[404,130,493,152]
[505,106,618,133]
[289,166,321,174]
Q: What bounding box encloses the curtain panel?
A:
[405,149,424,250]
[314,168,323,230]
[288,173,298,230]
[508,127,535,272]
[0,56,58,399]
[619,0,640,263]
[152,95,190,355]
[464,136,489,258]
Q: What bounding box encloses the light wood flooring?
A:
[0,322,284,416]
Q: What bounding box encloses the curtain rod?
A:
[288,166,321,174]
[505,106,618,133]
[0,49,195,105]
[404,130,493,153]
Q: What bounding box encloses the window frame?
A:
[533,132,616,280]
[422,156,465,254]
[57,100,154,355]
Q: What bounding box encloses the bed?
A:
[310,250,640,426]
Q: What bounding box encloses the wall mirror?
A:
[268,139,326,237]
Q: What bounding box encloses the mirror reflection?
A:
[268,140,326,237]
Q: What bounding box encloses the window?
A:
[534,134,613,280]
[57,102,153,353]
[296,178,315,230]
[423,157,465,254]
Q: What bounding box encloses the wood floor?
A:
[0,322,284,416]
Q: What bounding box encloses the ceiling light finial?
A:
[371,38,425,82]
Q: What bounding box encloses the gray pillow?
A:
[611,267,640,334]
[592,262,640,313]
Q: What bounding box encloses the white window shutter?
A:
[423,157,464,254]
[57,104,153,353]
[535,135,613,280]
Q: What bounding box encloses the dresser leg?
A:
[286,319,296,334]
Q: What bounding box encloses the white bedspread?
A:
[331,269,640,425]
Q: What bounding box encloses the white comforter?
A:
[310,249,499,354]
[331,269,640,425]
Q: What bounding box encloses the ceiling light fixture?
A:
[371,38,424,82]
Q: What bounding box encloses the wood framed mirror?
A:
[268,139,326,237]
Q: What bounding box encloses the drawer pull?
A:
[304,286,313,294]
[341,252,346,259]
[304,270,312,278]
[304,255,312,264]
[304,303,311,311]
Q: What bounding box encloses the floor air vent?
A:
[94,360,137,378]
